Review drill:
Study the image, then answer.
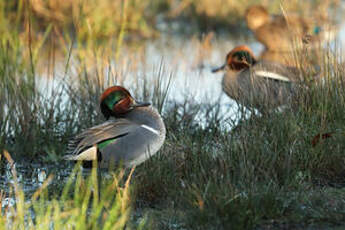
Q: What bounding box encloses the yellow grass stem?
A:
[115,0,129,62]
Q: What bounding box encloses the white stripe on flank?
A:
[141,124,159,135]
[255,70,291,82]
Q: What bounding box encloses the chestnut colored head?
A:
[245,5,270,31]
[100,86,150,119]
[212,45,257,73]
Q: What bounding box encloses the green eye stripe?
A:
[104,91,125,110]
[235,51,255,64]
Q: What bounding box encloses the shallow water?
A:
[3,18,345,199]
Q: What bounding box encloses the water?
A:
[3,18,345,198]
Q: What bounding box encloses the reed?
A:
[1,150,134,229]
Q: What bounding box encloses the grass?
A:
[130,48,345,228]
[0,150,134,230]
[0,1,345,229]
[1,36,345,229]
[132,105,345,229]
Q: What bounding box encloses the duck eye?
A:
[233,53,247,63]
[237,51,255,65]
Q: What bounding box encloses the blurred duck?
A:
[259,50,297,67]
[259,49,325,74]
[212,45,302,113]
[245,5,337,51]
[64,86,166,168]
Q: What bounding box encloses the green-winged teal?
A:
[259,50,297,67]
[212,45,303,113]
[64,86,166,168]
[245,5,337,51]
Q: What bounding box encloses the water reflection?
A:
[0,162,72,194]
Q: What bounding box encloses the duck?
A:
[259,49,297,67]
[212,45,303,113]
[245,5,337,51]
[64,86,166,168]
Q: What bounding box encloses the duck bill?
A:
[211,64,226,73]
[132,99,151,108]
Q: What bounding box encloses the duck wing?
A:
[252,61,301,82]
[67,119,138,156]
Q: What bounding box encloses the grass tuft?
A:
[1,150,134,229]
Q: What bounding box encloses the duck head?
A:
[245,5,270,31]
[212,45,257,73]
[100,86,150,119]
